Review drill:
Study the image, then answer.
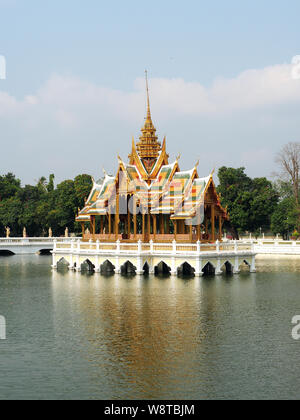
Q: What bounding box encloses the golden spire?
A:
[136,70,161,170]
[145,70,152,123]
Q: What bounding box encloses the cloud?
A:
[0,62,300,183]
[1,62,300,122]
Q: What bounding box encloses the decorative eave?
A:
[171,162,200,216]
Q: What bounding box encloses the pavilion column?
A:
[100,216,104,235]
[142,213,145,241]
[81,222,85,239]
[181,221,184,235]
[189,223,193,243]
[211,205,215,242]
[174,220,177,241]
[218,215,222,241]
[159,214,164,235]
[127,205,131,238]
[166,215,170,234]
[197,223,201,241]
[108,211,111,239]
[115,194,119,240]
[153,215,157,241]
[133,199,137,239]
[147,212,151,238]
[205,216,209,239]
[90,216,96,241]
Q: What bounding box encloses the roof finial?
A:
[145,69,152,122]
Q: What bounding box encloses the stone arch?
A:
[81,259,95,272]
[100,260,115,275]
[57,257,70,268]
[121,260,137,275]
[0,250,15,256]
[38,249,52,255]
[143,262,150,275]
[239,259,251,270]
[177,262,195,277]
[221,261,233,274]
[154,261,171,276]
[202,262,215,276]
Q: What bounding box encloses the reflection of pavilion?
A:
[76,74,228,243]
[50,270,206,399]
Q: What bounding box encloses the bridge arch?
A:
[177,262,195,277]
[100,260,115,275]
[57,257,70,268]
[221,261,233,274]
[121,261,137,276]
[0,250,15,256]
[239,259,251,270]
[38,249,52,255]
[154,261,171,276]
[81,259,95,273]
[202,262,216,276]
[143,262,150,275]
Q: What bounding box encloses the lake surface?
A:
[0,254,300,400]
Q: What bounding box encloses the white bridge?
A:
[0,237,76,255]
[52,239,256,277]
[243,239,300,255]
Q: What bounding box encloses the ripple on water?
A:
[0,254,299,400]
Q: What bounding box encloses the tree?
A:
[0,173,21,201]
[0,196,23,236]
[47,174,55,193]
[275,142,300,205]
[74,174,93,208]
[217,167,279,236]
[54,180,78,234]
[271,197,298,239]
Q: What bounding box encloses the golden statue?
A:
[5,226,10,238]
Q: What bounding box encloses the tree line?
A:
[0,173,92,237]
[0,142,299,239]
[217,142,300,239]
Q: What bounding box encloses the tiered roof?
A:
[76,74,228,224]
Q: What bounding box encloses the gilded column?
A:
[211,205,215,242]
[115,194,119,240]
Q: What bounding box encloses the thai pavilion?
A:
[76,76,229,244]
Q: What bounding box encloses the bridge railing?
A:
[0,237,79,244]
[54,239,255,255]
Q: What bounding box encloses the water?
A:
[0,254,300,400]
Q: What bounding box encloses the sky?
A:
[0,0,300,185]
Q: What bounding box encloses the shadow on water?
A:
[177,273,195,283]
[39,249,52,255]
[99,272,115,279]
[0,250,15,257]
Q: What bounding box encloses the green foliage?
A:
[1,165,298,239]
[0,173,21,201]
[74,174,93,208]
[0,172,92,237]
[218,167,279,233]
[271,197,298,239]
